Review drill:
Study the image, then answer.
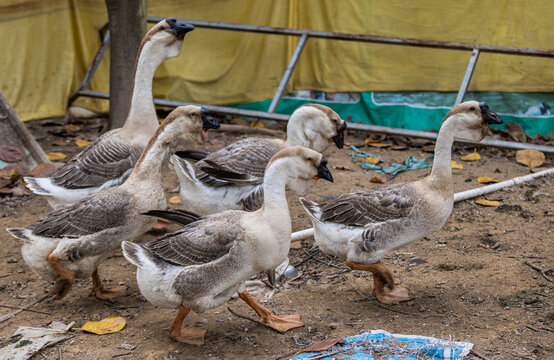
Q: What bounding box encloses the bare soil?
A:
[0,118,552,360]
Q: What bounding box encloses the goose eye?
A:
[191,113,197,117]
[306,157,313,162]
[469,106,475,111]
[332,119,338,123]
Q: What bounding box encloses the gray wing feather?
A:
[142,213,243,266]
[319,183,418,226]
[32,190,131,238]
[193,138,282,187]
[50,132,143,189]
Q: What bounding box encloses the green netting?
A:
[234,92,554,137]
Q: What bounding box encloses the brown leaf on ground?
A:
[370,175,388,184]
[364,157,379,164]
[301,338,343,353]
[515,149,545,168]
[475,199,501,207]
[477,176,499,184]
[290,241,302,249]
[0,145,24,162]
[53,140,71,146]
[75,139,92,147]
[168,196,181,204]
[368,143,393,148]
[391,145,409,150]
[29,163,58,177]
[0,184,30,196]
[80,317,126,335]
[0,166,19,179]
[63,124,82,132]
[461,151,481,161]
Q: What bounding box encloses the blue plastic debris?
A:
[291,330,473,360]
[350,146,432,175]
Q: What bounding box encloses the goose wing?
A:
[142,213,243,266]
[31,190,132,238]
[318,183,418,227]
[50,131,143,189]
[192,138,282,187]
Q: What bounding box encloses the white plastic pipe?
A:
[291,167,554,241]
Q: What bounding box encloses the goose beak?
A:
[479,102,503,125]
[315,157,334,182]
[201,108,220,130]
[331,122,347,149]
[166,18,195,39]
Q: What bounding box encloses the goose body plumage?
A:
[173,104,346,214]
[25,18,195,209]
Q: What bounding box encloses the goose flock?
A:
[7,18,503,345]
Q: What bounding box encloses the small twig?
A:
[0,274,9,279]
[112,352,133,358]
[275,349,302,360]
[114,305,140,309]
[470,349,491,360]
[508,255,547,259]
[0,293,50,323]
[39,352,52,360]
[58,347,62,360]
[227,307,284,334]
[523,261,553,282]
[294,250,321,267]
[0,304,53,315]
[526,325,539,332]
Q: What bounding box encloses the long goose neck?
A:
[122,43,164,135]
[427,117,456,188]
[125,129,170,185]
[258,161,291,227]
[285,113,309,148]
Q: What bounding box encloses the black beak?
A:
[331,122,347,149]
[316,157,334,182]
[166,18,195,39]
[201,107,220,130]
[479,102,503,125]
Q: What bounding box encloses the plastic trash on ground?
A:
[350,146,432,175]
[291,330,473,360]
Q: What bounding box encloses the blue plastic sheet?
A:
[350,146,432,175]
[291,330,473,360]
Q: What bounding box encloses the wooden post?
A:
[105,0,147,130]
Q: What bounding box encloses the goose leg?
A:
[169,305,206,345]
[346,259,411,305]
[47,253,75,299]
[238,290,302,333]
[90,269,127,300]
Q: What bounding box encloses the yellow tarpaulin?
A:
[0,0,552,121]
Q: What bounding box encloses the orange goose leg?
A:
[169,305,206,345]
[346,259,411,305]
[90,269,127,300]
[239,290,303,333]
[47,253,75,299]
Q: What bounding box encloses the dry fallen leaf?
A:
[475,199,500,207]
[63,124,82,132]
[75,139,92,147]
[0,166,19,179]
[168,196,181,204]
[80,316,126,335]
[478,176,499,184]
[251,122,265,128]
[370,175,387,184]
[46,152,67,161]
[364,137,377,144]
[290,241,302,249]
[515,149,545,168]
[461,151,481,161]
[29,163,58,177]
[368,143,393,148]
[451,160,463,169]
[364,156,379,164]
[302,338,343,353]
[53,140,70,146]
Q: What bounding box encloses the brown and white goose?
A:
[300,101,502,304]
[7,106,219,300]
[172,104,346,214]
[25,18,195,210]
[122,146,333,345]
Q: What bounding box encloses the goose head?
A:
[140,18,195,63]
[160,105,220,146]
[286,104,347,152]
[267,146,333,196]
[442,101,503,142]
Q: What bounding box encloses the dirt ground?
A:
[0,117,552,360]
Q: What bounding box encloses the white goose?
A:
[172,104,346,214]
[7,106,219,300]
[25,18,195,210]
[300,101,503,304]
[122,146,333,345]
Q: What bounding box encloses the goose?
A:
[121,146,334,345]
[171,104,346,214]
[300,101,503,305]
[7,106,220,300]
[25,18,195,210]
